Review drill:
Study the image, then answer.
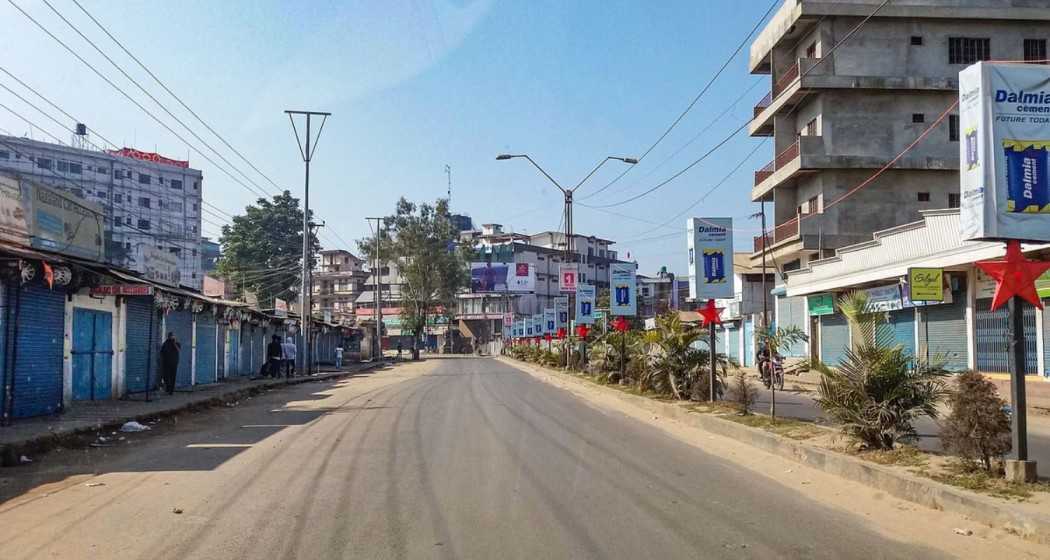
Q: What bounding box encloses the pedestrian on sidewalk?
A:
[266,335,283,378]
[160,332,180,395]
[283,336,297,377]
[335,344,344,369]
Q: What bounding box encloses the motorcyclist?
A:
[757,343,772,385]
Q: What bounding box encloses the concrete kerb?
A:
[0,362,384,466]
[497,357,1050,545]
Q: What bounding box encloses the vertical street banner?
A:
[533,313,545,335]
[525,316,534,337]
[687,217,735,300]
[575,284,596,324]
[559,264,578,293]
[543,308,557,334]
[555,296,569,329]
[503,312,514,338]
[960,62,1050,242]
[610,262,637,316]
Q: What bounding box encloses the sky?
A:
[0,0,778,276]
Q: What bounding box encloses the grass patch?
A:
[722,413,825,440]
[854,445,929,468]
[925,462,1050,501]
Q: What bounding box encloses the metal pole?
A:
[759,201,774,419]
[620,326,626,381]
[1008,296,1028,462]
[709,319,716,402]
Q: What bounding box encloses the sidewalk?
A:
[740,367,1050,469]
[0,360,386,464]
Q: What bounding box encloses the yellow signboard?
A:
[908,267,944,302]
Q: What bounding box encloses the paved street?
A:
[0,357,1042,559]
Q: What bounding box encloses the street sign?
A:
[559,264,577,293]
[807,293,835,316]
[610,263,637,316]
[575,284,595,324]
[907,267,944,302]
[687,217,734,300]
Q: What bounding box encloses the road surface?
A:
[0,358,1042,559]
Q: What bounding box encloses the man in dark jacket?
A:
[160,332,180,395]
[266,335,283,378]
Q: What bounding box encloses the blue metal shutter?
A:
[921,294,969,372]
[165,310,193,388]
[743,318,754,367]
[195,313,217,384]
[255,326,266,374]
[124,297,157,395]
[777,295,807,357]
[718,327,728,356]
[11,284,65,418]
[1044,299,1050,377]
[227,326,240,376]
[975,298,1037,374]
[216,324,226,380]
[879,309,916,358]
[726,324,740,364]
[820,314,849,367]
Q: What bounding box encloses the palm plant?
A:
[641,313,728,401]
[757,325,808,358]
[815,291,950,450]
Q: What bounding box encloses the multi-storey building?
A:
[0,134,204,289]
[749,0,1050,271]
[312,249,366,324]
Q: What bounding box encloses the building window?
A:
[949,193,961,208]
[917,192,930,202]
[809,195,820,214]
[1024,39,1047,64]
[36,157,52,170]
[912,113,925,123]
[70,162,82,174]
[114,193,123,204]
[57,160,68,172]
[139,173,151,184]
[805,118,817,135]
[805,42,816,58]
[192,203,198,211]
[948,37,990,65]
[125,216,132,225]
[169,247,181,255]
[96,166,108,176]
[949,115,960,142]
[0,151,8,159]
[138,196,151,208]
[137,219,150,230]
[170,179,182,189]
[910,36,923,46]
[114,216,123,226]
[96,190,106,198]
[193,181,199,190]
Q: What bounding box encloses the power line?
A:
[581,0,780,200]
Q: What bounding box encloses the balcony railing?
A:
[753,91,772,118]
[772,62,800,98]
[753,218,800,253]
[753,140,800,186]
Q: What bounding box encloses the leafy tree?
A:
[359,198,468,357]
[941,370,1012,472]
[815,291,949,450]
[216,191,318,309]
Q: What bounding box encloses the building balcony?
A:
[753,218,800,254]
[752,136,821,200]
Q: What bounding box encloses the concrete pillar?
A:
[1036,305,1045,377]
[966,268,977,371]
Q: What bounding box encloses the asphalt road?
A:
[0,358,984,559]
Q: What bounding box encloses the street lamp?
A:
[496,152,637,356]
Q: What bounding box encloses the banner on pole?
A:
[543,308,556,334]
[533,313,545,335]
[575,284,596,324]
[959,62,1050,242]
[687,217,735,300]
[555,296,569,329]
[610,263,637,316]
[559,264,578,293]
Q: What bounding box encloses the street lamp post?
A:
[496,154,637,353]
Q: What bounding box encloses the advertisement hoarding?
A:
[509,263,535,292]
[687,217,735,300]
[471,262,535,292]
[141,245,180,286]
[959,62,1050,242]
[610,262,637,316]
[559,264,577,293]
[575,284,596,324]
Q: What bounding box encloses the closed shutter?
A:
[920,290,969,372]
[165,310,193,388]
[879,308,916,358]
[719,327,728,356]
[10,284,65,418]
[227,326,240,376]
[726,324,740,363]
[777,295,807,357]
[975,297,1038,374]
[820,314,849,367]
[743,318,754,367]
[216,324,226,379]
[124,297,158,395]
[195,313,217,384]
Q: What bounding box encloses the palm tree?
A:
[642,313,728,401]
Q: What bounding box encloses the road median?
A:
[497,356,1050,545]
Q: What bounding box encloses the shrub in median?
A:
[940,370,1011,473]
[727,370,758,415]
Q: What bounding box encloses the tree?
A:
[359,197,468,357]
[216,191,319,309]
[941,370,1011,472]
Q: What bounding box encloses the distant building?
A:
[0,134,204,289]
[451,213,474,233]
[201,237,221,273]
[638,267,679,318]
[312,249,366,324]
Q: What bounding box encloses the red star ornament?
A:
[975,240,1050,311]
[698,298,723,326]
[612,316,630,332]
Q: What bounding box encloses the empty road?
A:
[1,357,1042,559]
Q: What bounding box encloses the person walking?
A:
[159,332,181,395]
[335,344,344,369]
[266,335,283,378]
[283,336,297,377]
[396,341,403,361]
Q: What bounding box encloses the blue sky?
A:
[0,0,776,276]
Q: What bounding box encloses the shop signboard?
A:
[907,267,945,302]
[808,293,835,316]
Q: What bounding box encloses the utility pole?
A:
[753,202,774,418]
[367,217,384,361]
[285,110,330,376]
[445,164,452,206]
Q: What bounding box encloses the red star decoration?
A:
[698,298,723,326]
[612,316,630,332]
[975,240,1050,311]
[544,333,552,342]
[556,328,566,340]
[575,324,590,338]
